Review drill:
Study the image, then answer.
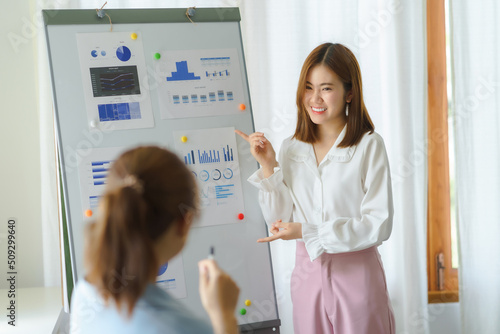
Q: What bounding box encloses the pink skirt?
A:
[291,242,395,334]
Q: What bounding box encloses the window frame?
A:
[426,0,459,304]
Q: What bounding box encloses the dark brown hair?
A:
[84,146,198,315]
[293,43,374,147]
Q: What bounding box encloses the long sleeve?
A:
[301,134,394,260]
[247,142,294,226]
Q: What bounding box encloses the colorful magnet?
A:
[131,33,138,40]
[240,308,247,315]
[238,213,245,220]
[181,136,188,143]
[239,104,246,111]
[245,299,251,306]
[85,209,93,217]
[154,52,161,60]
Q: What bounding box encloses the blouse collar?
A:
[288,125,356,163]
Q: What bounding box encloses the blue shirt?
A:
[70,279,213,334]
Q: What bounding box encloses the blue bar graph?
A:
[223,145,234,162]
[185,145,234,165]
[198,150,221,164]
[166,61,200,81]
[205,69,230,77]
[91,160,112,185]
[215,184,234,199]
[184,150,196,165]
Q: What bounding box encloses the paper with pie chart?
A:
[156,254,187,299]
[76,32,154,131]
[174,127,245,227]
[155,48,245,119]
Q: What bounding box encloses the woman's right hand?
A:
[198,259,239,334]
[235,130,278,177]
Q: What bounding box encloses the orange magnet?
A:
[85,209,93,217]
[238,213,244,220]
[239,104,246,111]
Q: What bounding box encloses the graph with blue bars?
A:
[215,184,234,199]
[91,160,113,186]
[167,61,200,81]
[183,144,234,165]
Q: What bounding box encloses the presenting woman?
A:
[236,43,395,334]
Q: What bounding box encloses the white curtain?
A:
[450,1,500,333]
[38,1,429,333]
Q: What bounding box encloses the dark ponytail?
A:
[84,147,198,316]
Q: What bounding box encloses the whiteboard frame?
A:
[43,7,281,333]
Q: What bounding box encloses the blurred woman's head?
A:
[85,146,198,315]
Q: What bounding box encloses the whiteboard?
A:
[44,8,280,333]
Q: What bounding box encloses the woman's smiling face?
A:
[303,64,351,129]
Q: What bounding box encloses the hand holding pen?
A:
[198,247,240,334]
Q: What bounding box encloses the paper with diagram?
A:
[155,49,245,119]
[174,127,245,227]
[77,32,154,131]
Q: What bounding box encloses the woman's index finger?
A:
[234,129,250,142]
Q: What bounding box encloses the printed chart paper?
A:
[156,254,188,299]
[155,49,245,119]
[77,146,127,217]
[77,32,154,131]
[174,127,245,227]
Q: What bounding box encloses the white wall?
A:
[0,0,46,288]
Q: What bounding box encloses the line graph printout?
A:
[155,49,245,119]
[77,146,128,219]
[77,32,154,131]
[174,127,245,227]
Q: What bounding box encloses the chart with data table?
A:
[174,127,245,227]
[155,48,244,119]
[77,32,154,131]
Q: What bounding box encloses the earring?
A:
[345,103,349,117]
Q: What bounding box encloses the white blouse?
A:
[248,127,394,261]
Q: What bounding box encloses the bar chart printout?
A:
[155,48,245,119]
[174,127,244,227]
[77,147,126,218]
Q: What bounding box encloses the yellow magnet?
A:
[131,33,138,40]
[181,136,188,143]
